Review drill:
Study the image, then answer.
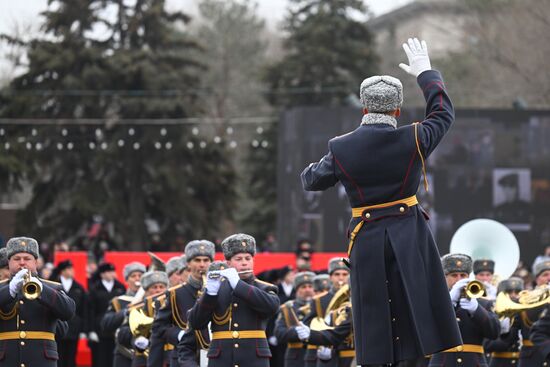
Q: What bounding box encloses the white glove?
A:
[484,283,498,300]
[178,329,186,342]
[205,272,222,296]
[399,38,432,77]
[317,346,332,361]
[29,275,43,293]
[88,331,99,343]
[9,268,28,298]
[324,313,332,325]
[268,336,278,346]
[449,279,470,304]
[219,268,240,289]
[295,322,311,341]
[134,335,149,351]
[500,317,511,334]
[459,297,479,314]
[79,332,87,339]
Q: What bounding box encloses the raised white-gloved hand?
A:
[268,336,278,346]
[459,297,479,314]
[205,272,222,296]
[484,283,498,300]
[500,317,511,334]
[317,346,332,361]
[134,335,150,351]
[295,322,311,341]
[399,38,432,77]
[29,275,43,293]
[219,268,240,289]
[9,268,28,298]
[449,279,470,304]
[178,329,187,342]
[88,331,100,343]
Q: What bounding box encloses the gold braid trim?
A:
[281,304,292,327]
[112,298,122,313]
[170,289,187,329]
[0,304,17,321]
[315,296,323,318]
[213,305,232,326]
[195,330,210,349]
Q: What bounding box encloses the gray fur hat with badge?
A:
[360,75,403,113]
[534,259,550,278]
[441,253,472,275]
[328,257,349,275]
[294,271,315,289]
[6,237,40,259]
[0,247,8,268]
[123,262,146,280]
[497,277,524,294]
[473,259,495,275]
[185,240,215,261]
[140,271,169,290]
[221,233,256,260]
[313,274,330,292]
[166,256,185,276]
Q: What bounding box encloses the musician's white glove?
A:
[459,297,479,314]
[205,272,221,296]
[268,336,278,346]
[177,329,186,342]
[449,279,470,305]
[88,331,100,343]
[296,322,311,341]
[29,275,43,293]
[324,313,332,325]
[317,346,332,361]
[399,38,432,77]
[219,268,240,289]
[9,268,28,298]
[500,317,511,334]
[134,336,150,351]
[484,283,498,300]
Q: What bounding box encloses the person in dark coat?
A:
[52,259,89,367]
[300,37,462,366]
[428,254,500,367]
[188,233,280,367]
[0,247,10,281]
[89,262,127,367]
[0,237,76,367]
[515,260,550,366]
[484,278,523,367]
[275,271,316,367]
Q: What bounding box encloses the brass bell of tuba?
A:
[22,270,41,300]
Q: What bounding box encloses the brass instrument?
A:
[495,286,550,318]
[22,270,41,300]
[128,308,154,357]
[148,252,166,272]
[311,284,350,332]
[463,280,485,299]
[207,270,253,279]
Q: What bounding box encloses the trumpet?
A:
[463,280,485,299]
[22,270,41,300]
[208,270,253,279]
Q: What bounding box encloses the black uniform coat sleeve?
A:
[530,306,550,360]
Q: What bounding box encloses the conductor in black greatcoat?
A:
[301,37,462,366]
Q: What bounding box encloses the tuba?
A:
[22,271,41,300]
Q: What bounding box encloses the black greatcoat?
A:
[301,70,462,365]
[0,277,76,367]
[522,305,550,366]
[188,276,280,367]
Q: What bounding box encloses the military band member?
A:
[188,233,280,367]
[0,237,76,367]
[300,37,462,365]
[117,271,169,367]
[166,256,187,288]
[0,247,10,281]
[484,278,523,367]
[52,260,89,367]
[474,259,497,300]
[101,262,147,367]
[428,254,500,367]
[151,240,215,367]
[515,259,550,366]
[313,274,331,294]
[275,271,316,367]
[528,281,550,366]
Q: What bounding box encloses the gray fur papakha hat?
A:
[166,256,184,276]
[221,233,256,260]
[185,240,215,261]
[123,262,146,280]
[498,277,524,294]
[0,248,8,268]
[534,259,550,278]
[294,271,315,289]
[313,274,330,292]
[209,260,229,272]
[328,257,349,275]
[441,253,472,275]
[360,75,403,113]
[140,271,169,290]
[6,237,39,259]
[473,259,495,275]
